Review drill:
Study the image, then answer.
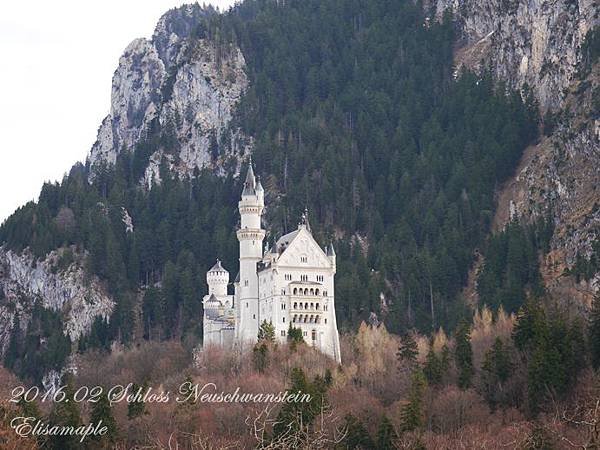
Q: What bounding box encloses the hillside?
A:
[0,0,597,393]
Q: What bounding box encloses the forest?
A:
[0,0,542,383]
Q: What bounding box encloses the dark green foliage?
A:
[376,416,397,450]
[397,332,419,367]
[477,220,551,314]
[258,320,276,342]
[4,306,71,385]
[0,0,539,381]
[127,382,148,420]
[590,292,600,370]
[89,393,118,444]
[273,368,329,441]
[423,343,448,386]
[47,377,82,450]
[287,325,304,350]
[454,321,474,390]
[252,342,269,373]
[400,370,427,433]
[481,338,514,410]
[339,414,374,449]
[513,302,587,414]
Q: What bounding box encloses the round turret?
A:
[207,259,229,297]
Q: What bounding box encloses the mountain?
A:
[0,0,597,386]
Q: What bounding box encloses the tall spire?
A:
[242,156,256,195]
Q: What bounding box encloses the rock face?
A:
[88,4,250,184]
[428,0,600,303]
[428,0,598,111]
[0,247,114,356]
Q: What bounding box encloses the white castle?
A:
[202,160,341,362]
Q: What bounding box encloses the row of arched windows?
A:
[293,301,320,310]
[292,287,321,296]
[293,315,321,324]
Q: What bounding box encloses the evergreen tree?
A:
[127,382,147,419]
[376,416,397,450]
[339,414,374,449]
[258,320,276,342]
[89,392,118,444]
[397,332,419,367]
[454,321,474,389]
[47,377,82,450]
[400,370,427,433]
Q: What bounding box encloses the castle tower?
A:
[207,259,229,297]
[235,158,265,343]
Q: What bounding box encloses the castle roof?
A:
[242,158,256,196]
[208,259,227,273]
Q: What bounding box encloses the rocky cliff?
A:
[0,247,114,355]
[429,0,600,304]
[88,4,250,186]
[428,0,598,111]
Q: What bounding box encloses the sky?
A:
[0,0,237,223]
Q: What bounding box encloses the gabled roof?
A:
[209,259,227,273]
[276,230,299,252]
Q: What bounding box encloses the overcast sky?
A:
[0,0,237,223]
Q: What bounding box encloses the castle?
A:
[202,160,341,362]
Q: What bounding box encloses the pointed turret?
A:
[242,157,256,196]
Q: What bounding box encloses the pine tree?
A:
[252,342,269,373]
[89,392,118,444]
[590,292,600,370]
[400,370,427,432]
[397,332,419,367]
[455,320,474,389]
[341,414,374,449]
[376,416,397,449]
[127,382,147,419]
[423,344,443,386]
[47,377,82,450]
[258,320,276,342]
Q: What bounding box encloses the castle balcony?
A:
[291,312,323,325]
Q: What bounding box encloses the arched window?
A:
[304,288,309,295]
[293,315,297,323]
[293,302,297,309]
[293,288,297,295]
[305,302,309,309]
[304,316,308,323]
[310,288,314,295]
[310,302,314,309]
[316,303,320,310]
[315,289,320,295]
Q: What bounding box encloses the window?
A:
[253,314,256,319]
[281,330,286,337]
[312,330,316,341]
[300,274,308,282]
[283,317,285,323]
[323,291,327,296]
[315,289,320,295]
[303,331,307,337]
[244,280,249,287]
[317,275,323,282]
[281,303,286,310]
[246,302,249,307]
[324,305,328,311]
[293,288,297,295]
[285,274,292,281]
[301,256,307,263]
[325,318,328,324]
